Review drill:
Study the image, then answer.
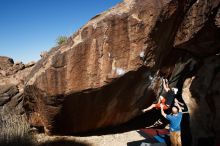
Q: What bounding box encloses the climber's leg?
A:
[142,104,156,112]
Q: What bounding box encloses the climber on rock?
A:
[142,78,179,112]
[160,99,183,146]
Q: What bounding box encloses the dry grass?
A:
[0,109,91,146]
[0,110,35,146]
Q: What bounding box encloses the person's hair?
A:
[172,106,179,113]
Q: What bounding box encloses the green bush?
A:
[56,36,68,45]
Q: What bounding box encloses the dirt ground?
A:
[35,130,167,146]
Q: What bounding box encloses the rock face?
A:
[23,0,220,145]
[0,56,35,90]
[182,56,220,146]
[0,56,35,114]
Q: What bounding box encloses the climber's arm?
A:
[160,104,167,118]
[162,79,170,92]
[175,99,183,112]
[174,98,184,106]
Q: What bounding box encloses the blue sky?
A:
[0,0,122,63]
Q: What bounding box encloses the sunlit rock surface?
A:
[0,56,35,114]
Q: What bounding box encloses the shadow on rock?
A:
[74,109,165,137]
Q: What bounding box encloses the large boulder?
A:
[23,0,220,145]
[24,0,173,134]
